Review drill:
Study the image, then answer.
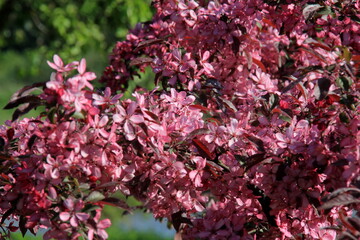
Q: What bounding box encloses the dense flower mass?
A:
[1,0,360,239]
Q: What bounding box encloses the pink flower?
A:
[113,101,144,141]
[250,69,278,93]
[59,198,89,227]
[43,154,68,179]
[87,210,111,240]
[93,87,123,106]
[47,54,78,72]
[71,58,96,90]
[189,156,206,187]
[199,51,215,75]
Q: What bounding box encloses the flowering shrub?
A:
[1,0,360,239]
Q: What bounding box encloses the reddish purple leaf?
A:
[192,138,215,160]
[129,57,153,66]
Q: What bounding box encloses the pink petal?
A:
[172,49,181,62]
[50,168,60,179]
[193,156,206,169]
[88,229,94,240]
[113,114,125,123]
[277,142,288,148]
[98,116,109,128]
[97,229,108,239]
[100,151,108,166]
[130,114,144,124]
[127,102,138,115]
[53,54,63,67]
[189,170,199,182]
[64,198,74,210]
[82,72,96,81]
[204,135,215,143]
[116,105,127,116]
[59,212,71,221]
[179,64,189,72]
[97,219,111,229]
[178,2,188,9]
[188,0,199,8]
[74,99,83,113]
[78,58,87,75]
[76,212,90,221]
[202,51,210,61]
[189,10,197,20]
[99,129,110,139]
[105,87,112,96]
[47,61,60,71]
[70,216,78,227]
[203,62,214,73]
[275,133,287,142]
[48,187,57,199]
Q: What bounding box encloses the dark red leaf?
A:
[319,193,360,210]
[314,77,331,100]
[134,39,163,51]
[245,135,265,152]
[300,47,328,63]
[19,216,28,237]
[306,38,331,51]
[129,57,153,66]
[281,76,305,94]
[232,37,240,55]
[326,94,340,104]
[0,136,4,152]
[12,102,41,121]
[98,197,132,212]
[6,128,14,140]
[218,97,238,112]
[192,138,215,160]
[171,211,192,232]
[0,153,15,161]
[4,95,41,110]
[262,18,277,28]
[8,82,45,102]
[206,160,224,172]
[337,231,359,240]
[244,153,266,170]
[252,57,266,72]
[189,104,210,112]
[154,72,162,86]
[186,128,210,142]
[1,207,14,224]
[348,217,360,232]
[144,110,161,124]
[27,135,38,149]
[322,188,360,201]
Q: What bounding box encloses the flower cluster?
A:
[1,0,360,239]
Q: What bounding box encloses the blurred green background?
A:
[0,0,172,239]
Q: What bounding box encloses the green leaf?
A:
[316,6,333,17]
[336,76,353,91]
[303,4,322,20]
[85,191,105,203]
[79,183,91,190]
[343,47,352,63]
[269,94,279,110]
[279,115,292,123]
